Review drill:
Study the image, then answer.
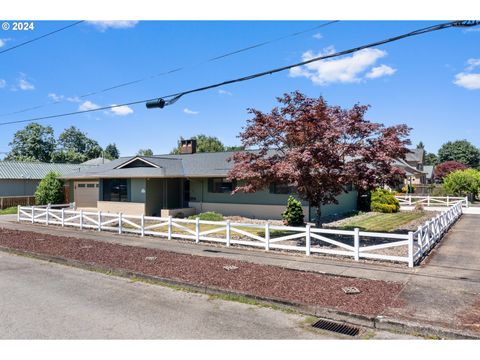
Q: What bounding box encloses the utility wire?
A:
[0,20,84,55]
[0,20,477,127]
[0,20,339,117]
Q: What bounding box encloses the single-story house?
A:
[63,141,358,221]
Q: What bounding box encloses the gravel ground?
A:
[0,228,404,317]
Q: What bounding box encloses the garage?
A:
[74,181,99,208]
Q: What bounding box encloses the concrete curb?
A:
[1,246,479,339]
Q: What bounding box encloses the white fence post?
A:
[168,215,172,240]
[141,214,145,237]
[305,224,311,256]
[61,208,65,227]
[195,217,200,243]
[31,206,35,224]
[408,231,414,268]
[427,195,430,207]
[226,220,231,247]
[465,196,469,208]
[265,222,270,251]
[17,205,20,222]
[118,213,123,234]
[354,228,360,261]
[447,196,450,207]
[80,209,83,230]
[408,195,412,206]
[97,211,102,231]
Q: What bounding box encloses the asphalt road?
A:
[0,251,328,339]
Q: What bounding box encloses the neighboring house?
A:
[423,165,435,184]
[393,148,429,186]
[0,161,95,198]
[63,140,358,221]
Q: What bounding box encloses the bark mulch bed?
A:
[0,228,404,317]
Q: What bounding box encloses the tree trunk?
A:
[315,205,322,228]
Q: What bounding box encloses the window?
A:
[208,178,235,193]
[86,183,95,188]
[78,184,86,188]
[269,183,295,195]
[103,179,128,202]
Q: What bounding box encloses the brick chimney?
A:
[180,139,197,154]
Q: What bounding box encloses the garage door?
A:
[74,181,99,208]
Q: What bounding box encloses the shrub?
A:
[281,196,304,226]
[431,185,447,197]
[188,212,224,221]
[35,171,64,205]
[370,188,400,213]
[443,169,480,198]
[434,161,467,181]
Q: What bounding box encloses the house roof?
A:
[423,165,434,178]
[63,150,425,180]
[0,161,93,180]
[81,157,112,166]
[62,152,241,180]
[405,148,425,163]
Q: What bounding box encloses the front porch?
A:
[75,177,196,217]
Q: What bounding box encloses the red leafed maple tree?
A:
[434,161,468,180]
[227,91,411,226]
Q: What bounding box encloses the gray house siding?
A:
[189,178,357,221]
[0,179,40,197]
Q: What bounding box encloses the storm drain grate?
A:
[311,319,360,336]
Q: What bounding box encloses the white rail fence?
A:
[395,195,468,208]
[17,202,463,267]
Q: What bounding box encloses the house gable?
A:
[115,157,159,169]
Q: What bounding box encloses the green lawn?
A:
[332,211,426,232]
[0,207,18,215]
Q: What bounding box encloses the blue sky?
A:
[0,20,479,158]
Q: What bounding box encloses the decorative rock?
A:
[223,265,239,271]
[145,256,157,261]
[342,286,361,294]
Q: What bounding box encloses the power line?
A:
[0,20,477,127]
[0,20,339,117]
[0,20,84,55]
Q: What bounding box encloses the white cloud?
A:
[453,58,480,90]
[0,38,9,48]
[66,96,82,103]
[365,64,397,79]
[14,73,35,91]
[110,104,134,116]
[87,21,139,31]
[312,33,323,40]
[183,108,199,115]
[48,93,64,102]
[466,58,480,71]
[78,101,100,111]
[0,79,6,88]
[454,73,480,90]
[289,47,391,85]
[218,89,232,95]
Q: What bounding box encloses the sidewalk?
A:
[1,214,479,337]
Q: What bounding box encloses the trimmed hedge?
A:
[370,188,400,213]
[188,212,224,221]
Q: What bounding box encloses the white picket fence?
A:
[395,195,468,208]
[16,202,463,267]
[412,201,463,263]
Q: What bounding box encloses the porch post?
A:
[168,215,172,240]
